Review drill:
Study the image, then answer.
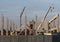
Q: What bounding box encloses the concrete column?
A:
[10,21,14,32]
[1,15,4,36]
[12,23,14,31]
[35,15,38,35]
[10,21,12,31]
[10,21,15,36]
[11,21,14,32]
[15,31,17,36]
[6,17,9,36]
[25,15,27,36]
[15,26,17,36]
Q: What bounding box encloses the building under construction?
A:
[0,6,60,42]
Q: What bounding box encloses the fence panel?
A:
[0,35,60,42]
[11,36,18,42]
[28,36,32,42]
[18,35,27,42]
[1,36,10,42]
[44,35,52,42]
[36,35,44,42]
[31,35,37,42]
[0,36,2,42]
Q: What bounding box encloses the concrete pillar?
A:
[10,21,12,31]
[1,15,4,36]
[10,21,15,36]
[11,21,14,32]
[35,15,38,35]
[15,31,17,36]
[10,21,12,36]
[10,21,14,32]
[15,26,17,36]
[6,17,9,36]
[25,15,27,36]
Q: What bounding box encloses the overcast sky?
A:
[0,0,60,26]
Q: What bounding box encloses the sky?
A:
[0,0,60,26]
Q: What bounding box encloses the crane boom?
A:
[20,7,26,27]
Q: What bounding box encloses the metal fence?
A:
[0,35,60,42]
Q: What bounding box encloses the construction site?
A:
[0,5,60,42]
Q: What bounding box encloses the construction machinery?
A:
[36,6,54,35]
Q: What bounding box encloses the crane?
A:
[36,6,54,35]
